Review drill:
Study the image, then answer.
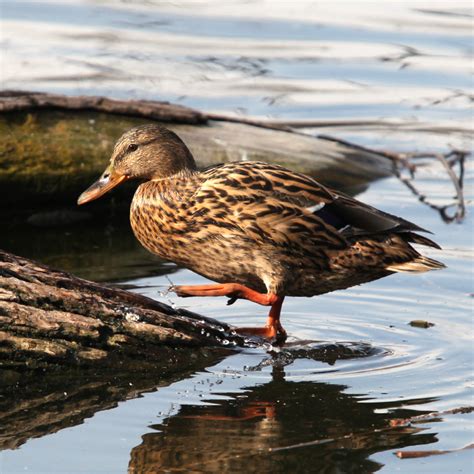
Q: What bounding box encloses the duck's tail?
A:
[386,231,446,273]
[386,255,446,273]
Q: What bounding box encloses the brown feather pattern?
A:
[129,158,444,297]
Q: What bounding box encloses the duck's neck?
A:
[152,167,197,182]
[133,168,198,208]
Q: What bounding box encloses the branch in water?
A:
[390,148,467,223]
[389,405,474,427]
[395,443,474,459]
[266,406,473,458]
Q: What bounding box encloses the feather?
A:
[386,256,446,273]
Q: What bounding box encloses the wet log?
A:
[0,250,242,369]
[0,90,206,124]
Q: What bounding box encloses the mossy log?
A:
[0,250,242,369]
[0,91,394,206]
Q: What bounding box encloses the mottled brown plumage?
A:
[78,124,445,341]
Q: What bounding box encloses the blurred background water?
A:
[0,1,473,473]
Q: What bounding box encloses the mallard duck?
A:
[78,124,444,342]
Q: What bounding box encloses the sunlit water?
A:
[1,1,473,473]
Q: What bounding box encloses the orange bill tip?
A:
[77,172,128,205]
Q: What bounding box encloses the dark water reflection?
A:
[0,350,229,452]
[129,365,436,474]
[1,207,173,283]
[0,345,442,474]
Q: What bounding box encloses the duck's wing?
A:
[198,162,440,250]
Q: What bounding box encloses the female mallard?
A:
[78,124,444,341]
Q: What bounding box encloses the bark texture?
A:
[0,250,242,369]
[0,90,206,124]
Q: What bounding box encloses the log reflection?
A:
[0,350,228,451]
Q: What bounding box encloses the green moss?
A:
[0,110,151,205]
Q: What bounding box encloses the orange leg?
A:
[171,283,287,342]
[182,401,276,422]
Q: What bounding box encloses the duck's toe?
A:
[235,324,287,345]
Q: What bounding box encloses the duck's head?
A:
[77,124,196,205]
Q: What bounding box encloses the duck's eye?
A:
[128,143,138,152]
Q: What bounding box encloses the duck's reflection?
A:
[129,365,437,473]
[0,341,440,473]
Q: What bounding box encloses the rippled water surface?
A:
[1,1,473,473]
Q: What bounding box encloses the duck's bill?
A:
[77,169,128,205]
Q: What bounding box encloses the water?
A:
[1,1,473,473]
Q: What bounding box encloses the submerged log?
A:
[0,250,242,369]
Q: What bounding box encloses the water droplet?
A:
[125,312,140,322]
